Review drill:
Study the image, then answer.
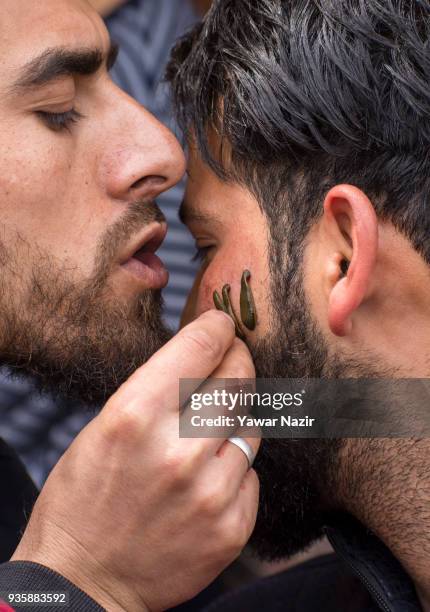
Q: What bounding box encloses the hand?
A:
[12,311,260,612]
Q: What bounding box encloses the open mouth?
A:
[120,223,169,289]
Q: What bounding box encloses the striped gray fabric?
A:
[0,0,199,486]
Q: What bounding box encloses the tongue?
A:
[133,250,161,267]
[122,250,168,287]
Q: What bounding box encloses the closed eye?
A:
[36,108,83,132]
[191,246,212,263]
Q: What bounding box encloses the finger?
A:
[210,337,256,430]
[222,468,260,552]
[220,432,261,474]
[110,310,236,410]
[212,337,256,379]
[237,468,260,537]
[181,338,256,449]
[189,430,260,508]
[215,433,261,492]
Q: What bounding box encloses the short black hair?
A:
[167,0,430,263]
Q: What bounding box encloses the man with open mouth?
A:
[0,1,260,610]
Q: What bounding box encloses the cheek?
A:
[189,246,272,337]
[0,129,101,278]
[198,262,239,312]
[0,132,72,234]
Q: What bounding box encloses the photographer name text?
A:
[190,414,315,428]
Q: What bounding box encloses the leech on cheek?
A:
[240,270,257,330]
[213,289,228,315]
[212,271,258,339]
[222,284,246,340]
[212,287,245,339]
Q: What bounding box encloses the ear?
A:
[323,185,378,337]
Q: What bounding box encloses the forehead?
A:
[0,0,108,77]
[184,144,261,223]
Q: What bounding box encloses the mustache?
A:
[93,200,166,287]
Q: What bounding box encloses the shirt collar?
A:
[325,514,422,612]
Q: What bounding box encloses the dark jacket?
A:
[0,439,102,611]
[0,438,424,612]
[203,515,423,612]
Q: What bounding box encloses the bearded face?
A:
[0,201,172,405]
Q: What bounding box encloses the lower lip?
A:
[121,252,169,288]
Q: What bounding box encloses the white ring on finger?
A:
[227,436,256,470]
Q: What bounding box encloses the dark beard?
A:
[0,202,172,406]
[248,279,342,560]
[247,237,379,561]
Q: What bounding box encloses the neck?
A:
[336,438,430,610]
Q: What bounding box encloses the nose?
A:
[102,88,186,202]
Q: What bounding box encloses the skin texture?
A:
[181,146,430,610]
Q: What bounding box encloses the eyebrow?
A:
[179,199,222,227]
[12,43,119,91]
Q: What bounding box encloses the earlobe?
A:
[324,185,378,337]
